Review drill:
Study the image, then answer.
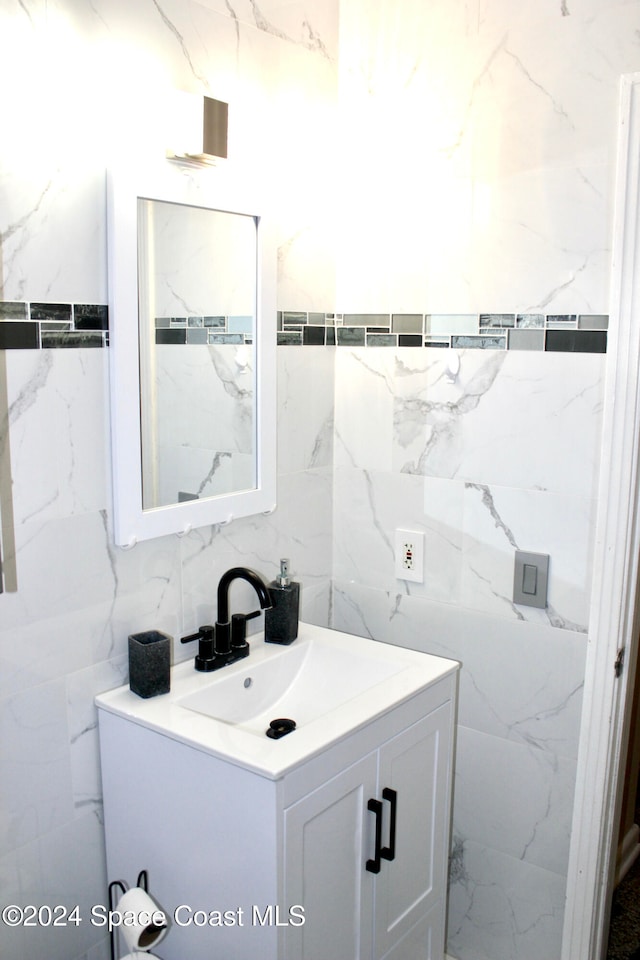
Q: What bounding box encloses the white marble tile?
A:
[333,467,464,604]
[0,847,26,958]
[278,347,335,475]
[66,658,128,816]
[447,837,566,960]
[334,349,395,472]
[6,350,110,527]
[331,581,586,761]
[15,811,109,960]
[390,348,605,501]
[461,482,596,630]
[184,0,339,60]
[453,725,577,875]
[0,680,73,854]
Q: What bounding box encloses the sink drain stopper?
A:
[266,718,296,739]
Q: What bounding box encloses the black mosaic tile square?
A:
[545,330,607,353]
[303,326,326,345]
[0,322,39,349]
[41,331,105,348]
[156,329,186,345]
[30,303,72,323]
[73,304,108,330]
[398,334,422,347]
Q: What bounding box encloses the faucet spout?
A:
[217,566,271,625]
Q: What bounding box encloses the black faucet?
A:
[181,567,271,672]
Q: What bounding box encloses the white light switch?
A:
[513,551,549,609]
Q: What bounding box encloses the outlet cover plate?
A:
[395,529,424,583]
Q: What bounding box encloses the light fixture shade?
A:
[166,91,228,163]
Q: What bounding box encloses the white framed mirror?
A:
[107,165,277,547]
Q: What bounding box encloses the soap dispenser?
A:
[265,559,300,645]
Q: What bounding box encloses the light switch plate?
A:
[513,550,549,609]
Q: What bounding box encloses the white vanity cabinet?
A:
[283,701,452,960]
[97,634,457,960]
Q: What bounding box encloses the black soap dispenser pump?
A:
[265,559,300,645]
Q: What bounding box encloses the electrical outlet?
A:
[394,529,424,583]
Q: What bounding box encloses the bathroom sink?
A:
[96,623,458,779]
[177,636,404,734]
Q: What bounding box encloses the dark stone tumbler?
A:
[128,630,172,698]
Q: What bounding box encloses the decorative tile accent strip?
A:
[0,302,108,348]
[277,311,609,353]
[155,316,253,345]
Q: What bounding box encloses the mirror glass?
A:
[137,198,257,509]
[107,167,276,547]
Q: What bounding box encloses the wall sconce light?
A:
[166,91,228,165]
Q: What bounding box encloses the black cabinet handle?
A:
[366,798,383,874]
[380,787,397,862]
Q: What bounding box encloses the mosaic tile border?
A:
[155,315,253,346]
[278,311,609,353]
[0,302,108,348]
[0,304,609,355]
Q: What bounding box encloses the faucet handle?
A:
[231,610,261,651]
[180,625,216,670]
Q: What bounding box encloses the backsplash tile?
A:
[277,310,609,353]
[0,302,108,348]
[154,315,253,345]
[0,303,608,356]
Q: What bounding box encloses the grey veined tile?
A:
[516,314,544,328]
[451,334,506,350]
[479,313,515,329]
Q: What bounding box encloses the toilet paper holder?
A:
[108,870,168,960]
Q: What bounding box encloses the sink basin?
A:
[96,623,458,779]
[178,637,404,735]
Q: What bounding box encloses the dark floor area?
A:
[607,854,640,960]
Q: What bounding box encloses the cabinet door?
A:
[284,753,377,960]
[374,702,452,960]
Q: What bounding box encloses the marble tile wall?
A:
[331,1,635,957]
[330,345,603,958]
[0,1,338,959]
